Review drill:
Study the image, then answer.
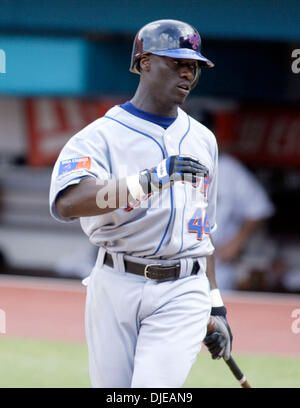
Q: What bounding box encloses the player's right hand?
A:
[139,155,209,194]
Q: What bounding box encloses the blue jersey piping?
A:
[152,187,174,256]
[104,115,165,158]
[178,114,191,254]
[104,114,174,256]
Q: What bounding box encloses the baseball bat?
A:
[207,317,251,388]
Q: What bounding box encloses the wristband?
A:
[210,289,226,317]
[210,288,224,307]
[126,174,145,201]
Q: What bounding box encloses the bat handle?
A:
[206,317,252,388]
[225,356,251,388]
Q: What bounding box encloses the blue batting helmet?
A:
[130,19,214,75]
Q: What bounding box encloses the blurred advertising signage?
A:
[215,109,300,167]
[26,98,125,166]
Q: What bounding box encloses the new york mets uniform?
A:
[49,102,219,387]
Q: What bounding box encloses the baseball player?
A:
[49,19,232,388]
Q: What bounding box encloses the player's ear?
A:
[139,54,151,73]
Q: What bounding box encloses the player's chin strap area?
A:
[103,252,200,281]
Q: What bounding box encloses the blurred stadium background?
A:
[0,0,300,388]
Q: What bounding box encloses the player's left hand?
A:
[203,308,233,361]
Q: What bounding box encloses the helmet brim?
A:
[151,48,214,67]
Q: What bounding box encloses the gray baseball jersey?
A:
[50,105,218,258]
[49,104,218,387]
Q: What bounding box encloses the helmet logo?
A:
[188,34,200,50]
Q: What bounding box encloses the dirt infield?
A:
[0,275,299,356]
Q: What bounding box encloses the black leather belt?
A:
[104,253,200,281]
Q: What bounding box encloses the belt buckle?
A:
[144,263,163,280]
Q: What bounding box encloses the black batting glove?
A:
[139,154,209,194]
[204,306,233,361]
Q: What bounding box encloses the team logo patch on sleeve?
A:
[58,157,91,175]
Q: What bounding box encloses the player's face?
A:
[146,55,198,105]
